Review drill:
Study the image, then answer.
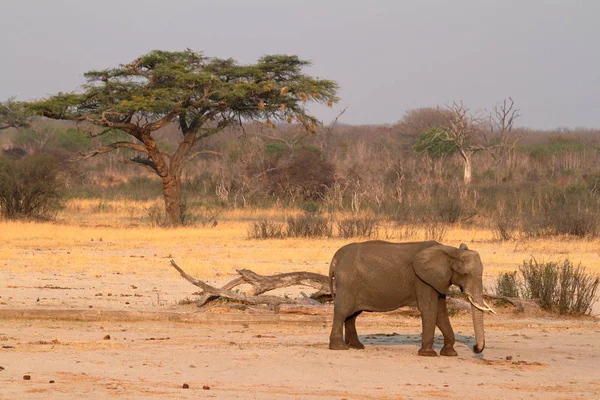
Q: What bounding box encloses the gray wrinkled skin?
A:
[328,240,487,356]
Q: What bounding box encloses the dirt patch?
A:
[1,311,599,399]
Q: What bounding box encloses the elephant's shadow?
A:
[359,333,476,351]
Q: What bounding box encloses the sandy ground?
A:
[1,271,599,399]
[1,215,600,399]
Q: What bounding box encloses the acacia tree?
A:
[0,97,30,131]
[29,50,338,225]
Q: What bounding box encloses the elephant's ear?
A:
[412,245,453,294]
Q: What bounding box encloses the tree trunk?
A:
[458,148,473,186]
[162,174,182,227]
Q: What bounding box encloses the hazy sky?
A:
[1,0,598,129]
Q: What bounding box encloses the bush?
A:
[337,215,380,238]
[145,202,164,227]
[266,147,335,201]
[0,153,63,220]
[493,219,517,241]
[423,221,447,242]
[435,196,463,224]
[247,219,285,239]
[521,258,599,315]
[495,271,521,298]
[495,258,599,315]
[286,213,332,238]
[522,186,600,238]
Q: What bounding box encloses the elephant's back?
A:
[334,240,440,311]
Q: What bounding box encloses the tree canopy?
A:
[28,49,339,225]
[414,127,457,159]
[0,97,30,131]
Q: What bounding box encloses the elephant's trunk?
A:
[468,288,486,354]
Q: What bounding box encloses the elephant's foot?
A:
[440,346,458,357]
[329,339,350,350]
[346,339,365,350]
[417,347,438,357]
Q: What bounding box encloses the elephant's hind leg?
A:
[344,311,364,349]
[329,304,350,350]
[436,296,458,357]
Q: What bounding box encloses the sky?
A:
[0,0,598,129]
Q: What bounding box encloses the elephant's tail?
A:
[328,256,337,299]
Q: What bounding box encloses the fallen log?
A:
[170,260,331,309]
[483,293,541,312]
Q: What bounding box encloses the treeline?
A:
[1,113,600,237]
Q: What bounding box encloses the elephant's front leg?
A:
[416,280,439,357]
[436,296,458,356]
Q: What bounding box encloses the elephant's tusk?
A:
[467,295,496,314]
[483,299,497,315]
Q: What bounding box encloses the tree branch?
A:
[124,156,159,174]
[170,260,307,306]
[78,141,148,160]
[170,260,331,308]
[186,150,223,160]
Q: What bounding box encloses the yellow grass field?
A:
[1,198,599,282]
[2,199,600,400]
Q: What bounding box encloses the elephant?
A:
[328,240,495,356]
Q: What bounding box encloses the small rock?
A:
[131,285,138,289]
[103,335,111,340]
[88,305,93,308]
[0,366,4,371]
[182,383,189,389]
[202,385,210,390]
[506,355,513,361]
[49,380,55,384]
[189,365,197,368]
[23,375,31,380]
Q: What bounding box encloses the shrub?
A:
[495,271,521,298]
[247,219,285,239]
[423,221,447,242]
[495,258,600,315]
[522,186,599,239]
[520,258,599,315]
[266,147,335,201]
[0,153,63,220]
[337,215,380,238]
[286,213,332,238]
[435,196,463,224]
[145,202,164,227]
[493,219,517,241]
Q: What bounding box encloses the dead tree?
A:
[170,260,331,309]
[489,97,521,168]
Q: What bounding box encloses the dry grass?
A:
[1,199,599,286]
